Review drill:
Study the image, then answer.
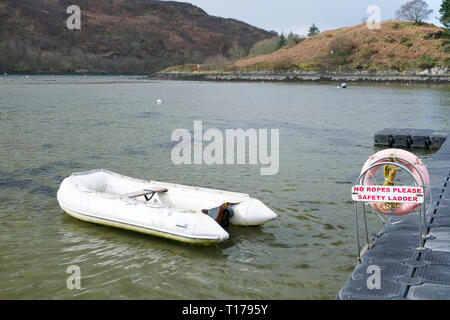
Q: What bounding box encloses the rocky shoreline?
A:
[150,70,450,84]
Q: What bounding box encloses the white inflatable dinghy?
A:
[57,169,277,244]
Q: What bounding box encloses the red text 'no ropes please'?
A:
[351,185,424,204]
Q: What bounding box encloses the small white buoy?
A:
[157,99,162,105]
[341,82,347,89]
[25,75,29,79]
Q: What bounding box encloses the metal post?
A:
[355,202,361,262]
[362,203,370,245]
[422,186,429,240]
[417,203,424,251]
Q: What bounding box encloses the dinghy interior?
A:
[57,169,277,244]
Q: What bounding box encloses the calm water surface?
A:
[0,77,449,299]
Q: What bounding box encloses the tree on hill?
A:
[248,37,279,57]
[277,33,287,50]
[308,24,320,37]
[395,0,433,24]
[286,32,303,47]
[227,41,246,61]
[440,0,450,28]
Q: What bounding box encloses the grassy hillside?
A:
[229,20,449,72]
[0,0,274,74]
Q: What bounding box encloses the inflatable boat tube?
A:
[57,169,277,244]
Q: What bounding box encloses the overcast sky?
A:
[173,0,444,36]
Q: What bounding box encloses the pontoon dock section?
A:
[338,129,450,300]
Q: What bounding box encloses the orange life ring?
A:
[361,149,429,216]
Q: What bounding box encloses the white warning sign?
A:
[352,185,424,204]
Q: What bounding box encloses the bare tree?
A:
[396,0,433,24]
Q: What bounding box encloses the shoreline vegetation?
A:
[150,70,450,84]
[0,71,448,84]
[0,74,153,85]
